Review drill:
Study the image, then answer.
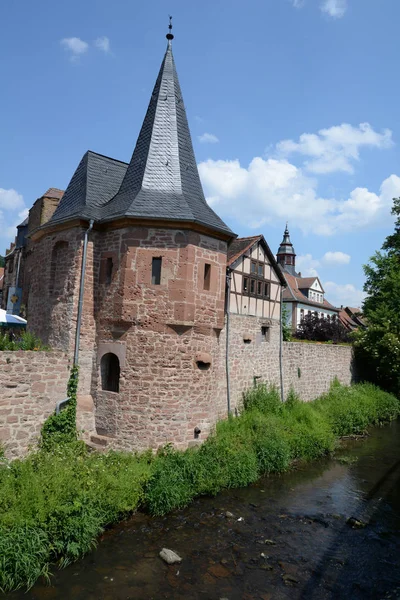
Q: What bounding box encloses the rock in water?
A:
[159,548,182,564]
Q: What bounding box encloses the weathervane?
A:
[166,15,174,41]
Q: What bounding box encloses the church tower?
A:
[277,224,297,275]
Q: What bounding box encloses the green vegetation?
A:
[41,366,79,450]
[0,255,4,268]
[0,381,399,592]
[353,197,400,397]
[0,330,49,351]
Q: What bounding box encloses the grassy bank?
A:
[1,382,399,592]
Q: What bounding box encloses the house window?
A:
[101,353,120,393]
[257,281,263,296]
[251,261,257,274]
[250,279,256,294]
[243,277,249,293]
[105,257,113,285]
[257,263,263,277]
[300,309,304,321]
[264,282,270,299]
[261,325,270,342]
[203,263,211,291]
[151,257,162,285]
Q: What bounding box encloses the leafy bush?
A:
[0,330,49,351]
[41,366,79,450]
[295,313,350,343]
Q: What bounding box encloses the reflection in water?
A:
[7,421,400,600]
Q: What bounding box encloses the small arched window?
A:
[101,353,120,392]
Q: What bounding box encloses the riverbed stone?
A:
[159,548,182,564]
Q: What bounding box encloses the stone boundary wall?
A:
[282,342,354,401]
[0,351,71,459]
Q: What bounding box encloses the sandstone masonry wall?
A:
[282,342,354,400]
[0,351,71,459]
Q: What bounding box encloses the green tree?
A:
[353,198,400,396]
[0,255,4,268]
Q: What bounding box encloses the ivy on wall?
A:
[41,366,79,450]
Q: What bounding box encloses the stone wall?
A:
[282,342,354,400]
[0,351,71,459]
[223,318,354,412]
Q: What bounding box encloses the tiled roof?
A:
[283,271,339,312]
[43,188,64,200]
[227,235,286,286]
[49,42,234,240]
[339,309,358,331]
[227,236,261,266]
[297,277,318,288]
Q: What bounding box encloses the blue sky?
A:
[1,0,399,307]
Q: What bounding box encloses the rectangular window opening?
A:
[152,257,162,285]
[257,281,263,296]
[264,282,270,299]
[243,277,249,293]
[203,263,211,291]
[250,279,256,295]
[105,257,113,286]
[257,263,263,277]
[261,326,270,342]
[251,261,257,274]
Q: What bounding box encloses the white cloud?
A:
[0,191,27,254]
[61,37,89,61]
[321,0,347,18]
[0,188,24,211]
[198,121,400,236]
[292,0,305,7]
[296,254,320,277]
[277,123,393,174]
[198,133,219,144]
[322,251,351,265]
[94,36,111,54]
[323,281,365,308]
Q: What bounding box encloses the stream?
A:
[7,420,400,600]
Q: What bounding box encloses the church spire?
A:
[277,223,297,275]
[102,25,233,239]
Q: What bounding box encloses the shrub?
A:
[0,330,49,351]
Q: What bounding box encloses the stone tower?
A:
[27,28,235,450]
[277,224,297,276]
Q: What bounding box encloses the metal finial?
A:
[166,15,174,41]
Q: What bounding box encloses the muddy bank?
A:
[6,421,400,600]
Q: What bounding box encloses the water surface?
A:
[7,421,400,600]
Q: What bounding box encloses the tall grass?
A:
[0,382,399,592]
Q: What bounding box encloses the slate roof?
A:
[282,272,339,312]
[17,217,29,228]
[49,42,234,239]
[50,152,128,224]
[277,225,296,256]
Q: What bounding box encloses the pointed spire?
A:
[166,15,174,42]
[102,33,233,238]
[277,224,297,275]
